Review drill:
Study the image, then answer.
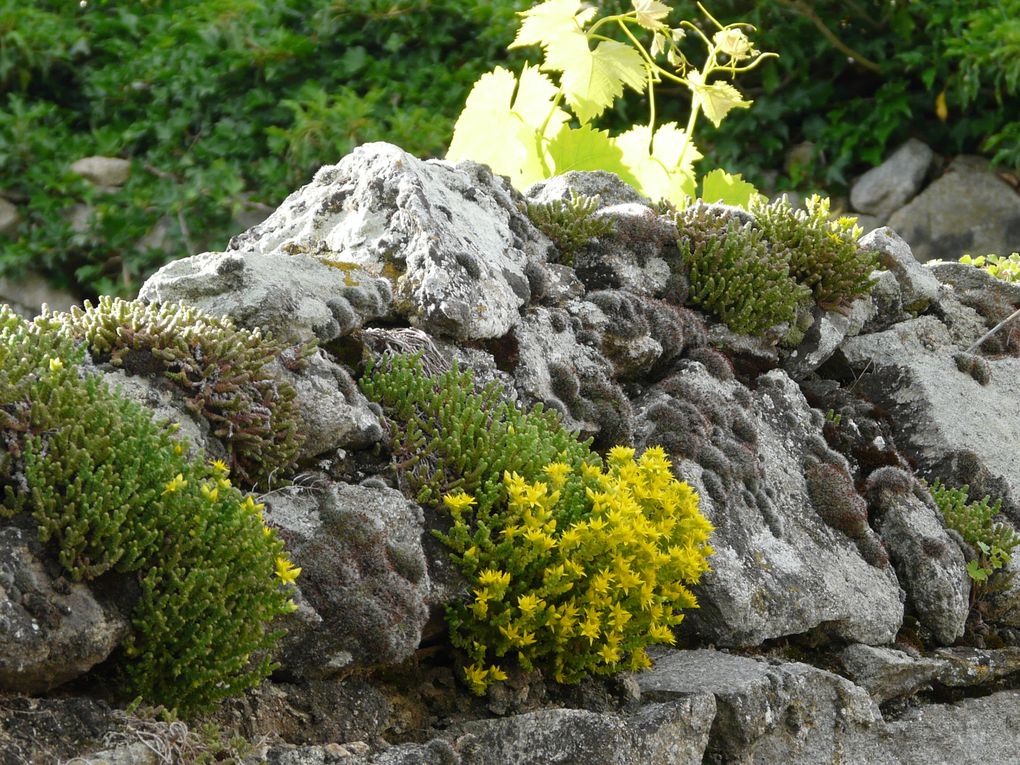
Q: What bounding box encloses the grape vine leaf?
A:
[547,124,636,186]
[700,168,761,207]
[446,65,567,188]
[510,0,646,124]
[615,122,700,203]
[688,71,751,127]
[632,0,671,31]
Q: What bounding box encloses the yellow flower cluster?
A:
[444,446,714,693]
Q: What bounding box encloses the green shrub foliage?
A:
[675,203,810,334]
[360,353,714,693]
[930,480,1020,586]
[526,191,616,266]
[0,307,298,713]
[751,195,878,308]
[36,297,306,489]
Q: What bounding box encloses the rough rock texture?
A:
[526,170,650,208]
[782,300,871,380]
[70,156,132,188]
[571,204,679,297]
[887,156,1020,263]
[509,305,632,446]
[866,468,970,644]
[0,526,129,694]
[850,138,934,219]
[861,227,941,313]
[634,365,903,647]
[262,481,430,674]
[0,696,124,765]
[140,251,391,346]
[225,143,551,341]
[450,698,716,765]
[840,644,944,704]
[839,316,1020,516]
[638,649,881,764]
[271,351,382,460]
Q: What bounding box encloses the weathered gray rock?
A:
[262,481,430,674]
[271,350,382,460]
[451,697,716,765]
[851,139,934,219]
[510,305,631,445]
[266,740,457,765]
[861,227,941,312]
[840,644,943,704]
[929,260,1020,306]
[782,301,871,379]
[0,197,19,237]
[841,690,1020,765]
[140,250,391,346]
[226,143,550,341]
[638,649,881,764]
[70,156,132,187]
[887,155,1020,263]
[526,170,650,208]
[839,316,1020,516]
[0,526,129,694]
[634,366,903,647]
[73,742,157,765]
[570,204,679,297]
[933,646,1020,687]
[866,468,969,645]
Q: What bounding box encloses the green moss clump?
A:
[360,353,714,693]
[676,204,811,335]
[751,195,879,308]
[0,307,297,714]
[930,480,1020,586]
[36,297,305,489]
[526,191,616,266]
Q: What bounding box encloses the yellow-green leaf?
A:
[688,71,751,128]
[700,169,762,207]
[558,39,647,124]
[547,124,636,186]
[614,122,699,204]
[446,65,565,189]
[632,0,670,31]
[510,0,596,50]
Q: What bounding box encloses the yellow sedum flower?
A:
[162,473,187,495]
[48,357,64,372]
[275,556,301,585]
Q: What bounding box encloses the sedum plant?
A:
[447,0,774,207]
[526,190,617,265]
[930,480,1020,588]
[675,203,810,334]
[960,253,1020,284]
[361,352,714,693]
[0,307,299,714]
[751,195,879,308]
[36,297,308,489]
[443,447,713,693]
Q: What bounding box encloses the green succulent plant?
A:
[0,306,298,714]
[674,202,811,335]
[36,297,308,489]
[930,480,1019,587]
[526,191,617,265]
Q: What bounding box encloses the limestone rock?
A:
[637,648,881,764]
[451,697,716,765]
[782,301,871,380]
[850,139,934,219]
[526,170,650,208]
[271,350,382,460]
[226,143,550,341]
[840,644,944,704]
[633,365,903,647]
[70,156,132,188]
[0,526,129,694]
[861,227,941,313]
[140,250,391,346]
[838,316,1020,517]
[866,468,969,645]
[262,481,430,674]
[886,155,1020,263]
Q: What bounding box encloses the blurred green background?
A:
[1,0,1017,298]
